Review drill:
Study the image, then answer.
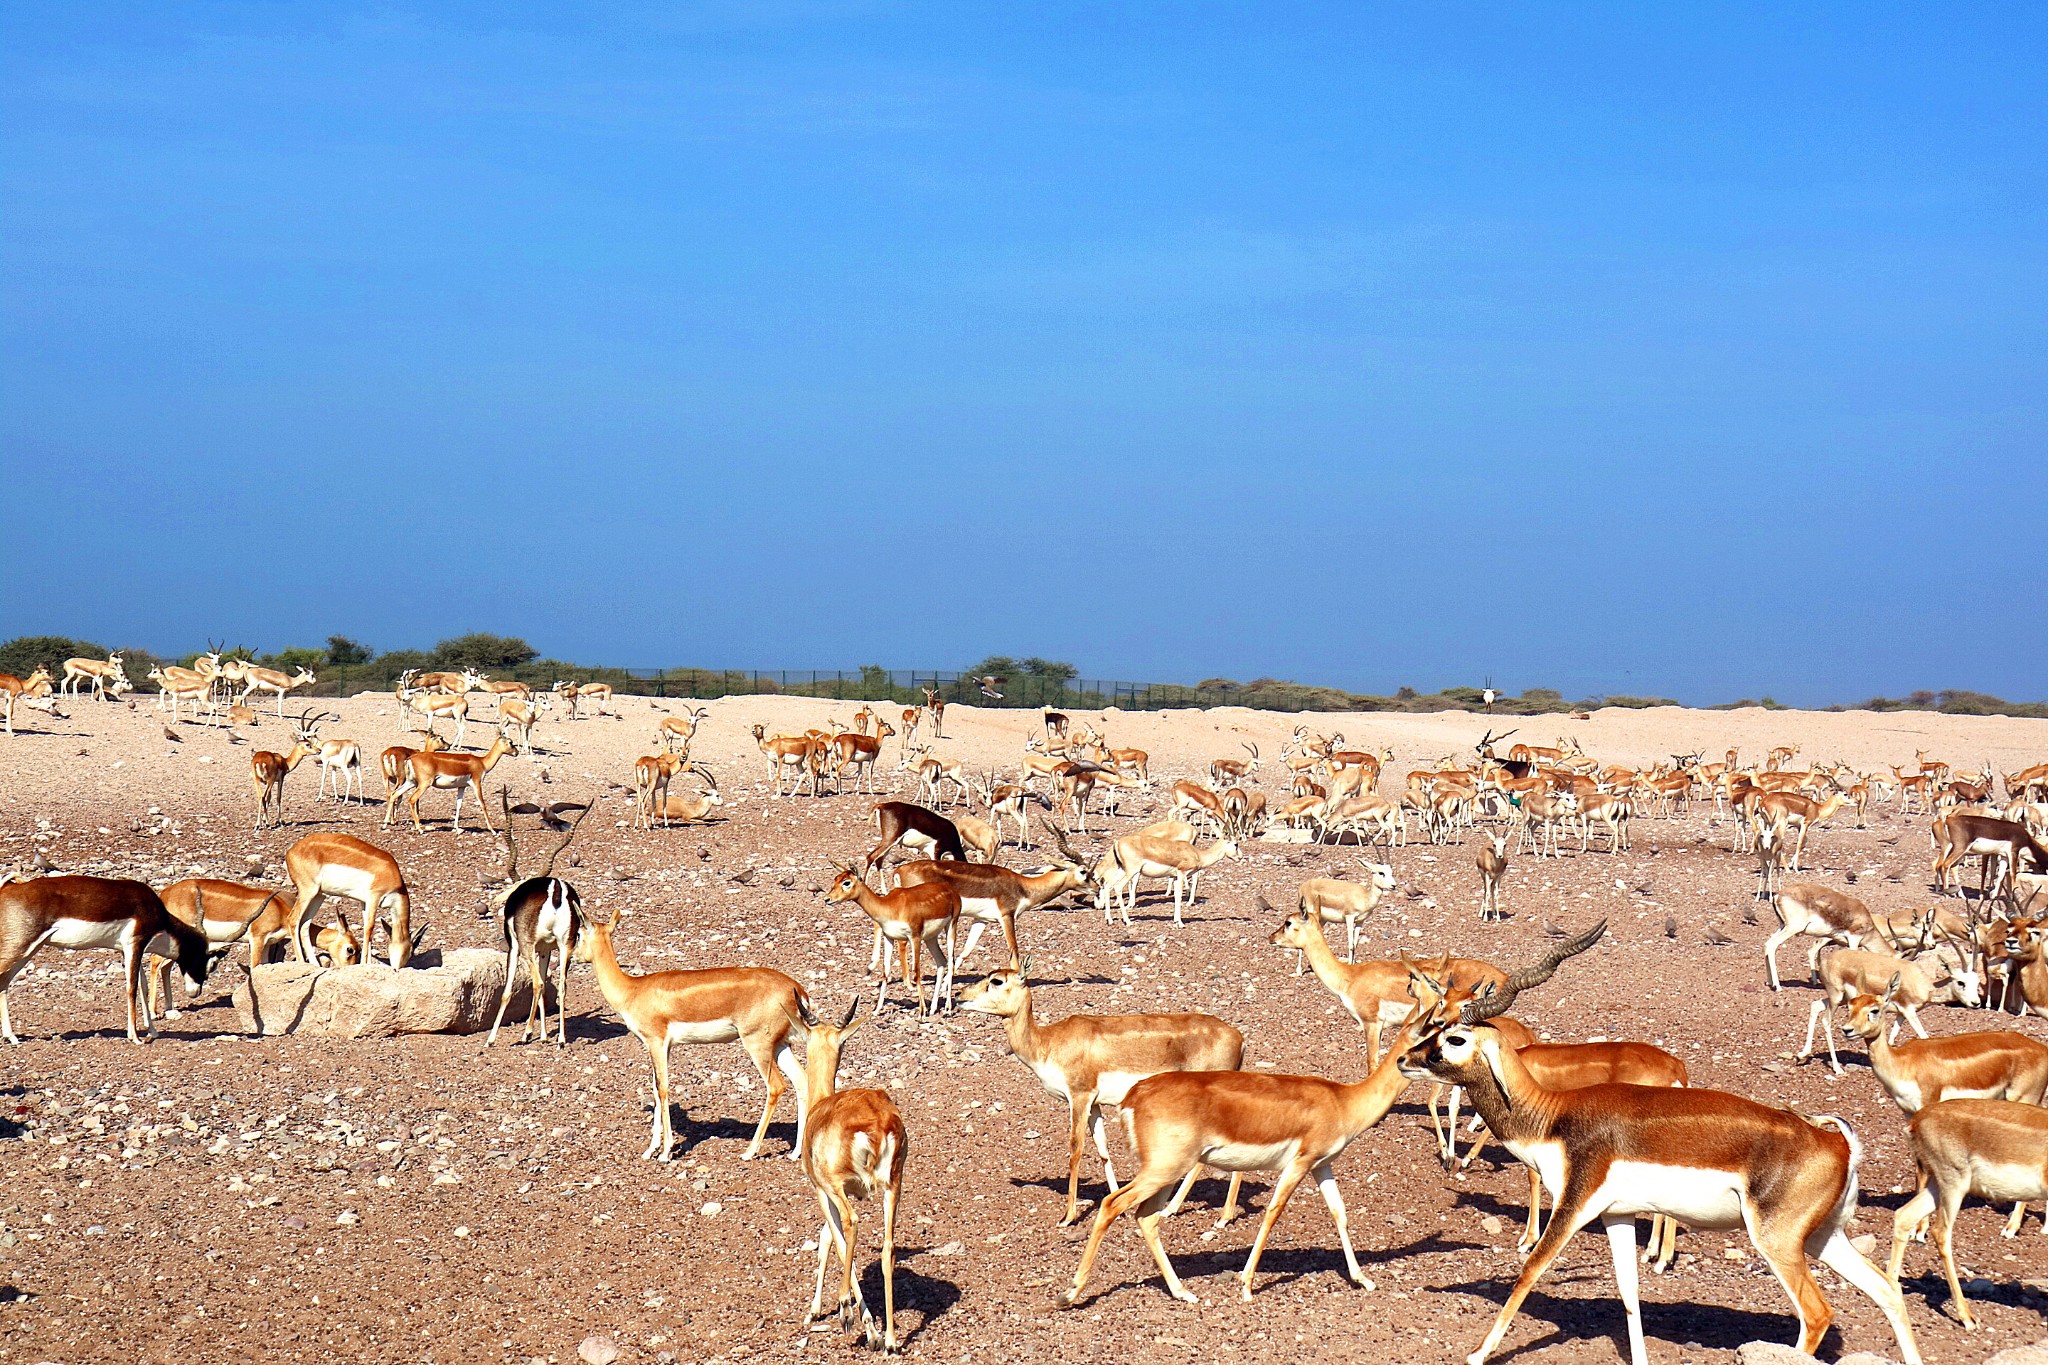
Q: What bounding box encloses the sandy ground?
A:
[0,692,2045,1365]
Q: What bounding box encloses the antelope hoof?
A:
[1058,1287,1082,1308]
[1233,1281,1251,1303]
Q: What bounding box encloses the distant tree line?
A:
[2,633,2043,716]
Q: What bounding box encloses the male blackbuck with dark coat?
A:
[486,801,592,1046]
[0,876,223,1043]
[1933,811,2048,907]
[1401,929,1922,1365]
[863,801,966,872]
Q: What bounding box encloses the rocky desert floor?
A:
[1,694,2046,1365]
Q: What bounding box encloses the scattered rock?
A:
[1983,1346,2048,1365]
[1849,1232,1876,1255]
[577,1336,621,1365]
[233,949,529,1037]
[1734,1343,1822,1365]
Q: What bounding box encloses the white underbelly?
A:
[1199,1139,1299,1173]
[316,868,383,907]
[1375,998,1415,1025]
[1092,1071,1151,1106]
[1589,1160,1745,1228]
[1969,1159,2048,1203]
[47,918,132,951]
[958,896,1005,925]
[1024,1060,1071,1101]
[666,1020,740,1046]
[536,903,574,946]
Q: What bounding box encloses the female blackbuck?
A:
[1168,780,1227,835]
[1799,949,1983,1071]
[1888,1099,2048,1328]
[485,801,591,1046]
[250,736,317,829]
[632,753,700,829]
[0,667,56,735]
[1096,834,1237,926]
[497,697,540,754]
[792,997,906,1353]
[1753,790,1856,869]
[752,724,817,797]
[826,865,960,1016]
[378,733,444,824]
[1763,881,1874,989]
[1401,938,1922,1365]
[233,662,316,716]
[1292,864,1397,967]
[148,878,287,1017]
[573,902,809,1160]
[286,832,417,968]
[959,962,1244,1227]
[59,653,124,700]
[406,734,516,833]
[1266,900,1508,1066]
[1837,978,2048,1114]
[0,876,222,1043]
[657,705,708,754]
[895,833,1090,970]
[863,801,966,872]
[1476,834,1509,921]
[913,753,970,808]
[829,723,893,795]
[1933,811,2048,907]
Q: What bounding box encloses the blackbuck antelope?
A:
[1753,790,1855,870]
[633,753,716,829]
[1168,780,1227,835]
[234,662,316,716]
[1933,811,2048,907]
[1838,979,2048,1115]
[497,697,540,754]
[303,713,363,803]
[864,801,966,872]
[573,903,810,1160]
[826,865,961,1016]
[378,733,444,825]
[1799,949,1983,1072]
[1266,900,1509,1067]
[753,724,818,797]
[1476,834,1509,921]
[829,723,893,795]
[1096,834,1237,926]
[1291,865,1397,968]
[914,753,970,809]
[1401,932,1922,1365]
[792,998,906,1353]
[403,687,470,744]
[0,876,223,1043]
[286,832,417,969]
[895,822,1091,970]
[959,962,1245,1227]
[249,733,317,829]
[1888,1099,2048,1328]
[1763,882,1874,990]
[148,878,287,1017]
[148,662,218,723]
[553,679,613,718]
[921,686,944,737]
[59,653,125,700]
[486,801,591,1046]
[1208,742,1259,789]
[406,735,516,833]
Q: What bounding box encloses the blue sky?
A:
[3,3,2043,704]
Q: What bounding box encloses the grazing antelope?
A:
[285,832,416,969]
[1800,949,1983,1072]
[486,804,591,1046]
[1292,865,1397,968]
[1267,901,1509,1067]
[1208,742,1259,789]
[864,801,966,872]
[1888,1099,2048,1328]
[234,663,317,716]
[1476,834,1509,922]
[1096,834,1237,926]
[1168,780,1228,835]
[826,864,960,1016]
[407,734,516,833]
[573,903,809,1160]
[1933,811,2048,908]
[249,736,317,829]
[1753,790,1855,870]
[0,876,222,1043]
[792,997,906,1353]
[59,653,124,700]
[1400,941,1922,1365]
[1763,882,1874,990]
[959,962,1245,1227]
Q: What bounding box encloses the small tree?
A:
[1019,657,1079,684]
[433,633,539,670]
[0,636,105,677]
[326,635,372,666]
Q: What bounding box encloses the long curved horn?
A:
[1039,818,1086,866]
[537,799,594,878]
[1461,919,1607,1023]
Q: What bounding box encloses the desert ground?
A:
[1,692,2046,1365]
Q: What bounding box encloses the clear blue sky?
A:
[3,3,2043,705]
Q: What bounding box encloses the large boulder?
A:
[232,948,528,1037]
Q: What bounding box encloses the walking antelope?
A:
[895,826,1090,969]
[573,902,809,1160]
[1888,1099,2048,1327]
[486,802,591,1046]
[234,663,317,716]
[863,801,966,872]
[828,722,893,794]
[477,677,532,701]
[378,733,444,825]
[959,962,1245,1227]
[1933,811,2048,907]
[826,864,962,1016]
[1838,979,2048,1115]
[1292,865,1397,968]
[0,876,223,1043]
[250,734,317,829]
[285,832,417,969]
[792,998,906,1353]
[1476,834,1509,922]
[59,653,124,700]
[1063,927,1601,1309]
[1401,938,1923,1365]
[1208,742,1259,789]
[1096,834,1237,926]
[407,735,516,833]
[1266,900,1509,1066]
[1763,882,1875,990]
[1800,950,1983,1072]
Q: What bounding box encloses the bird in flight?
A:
[975,676,1005,700]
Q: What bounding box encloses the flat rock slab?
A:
[232,948,529,1037]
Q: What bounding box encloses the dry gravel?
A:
[1,694,2046,1365]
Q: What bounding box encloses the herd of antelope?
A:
[7,664,2048,1362]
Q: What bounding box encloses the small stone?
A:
[932,1240,965,1257]
[577,1336,621,1365]
[1735,1342,1822,1365]
[1723,1246,1747,1260]
[1480,1215,1503,1235]
[281,1216,307,1231]
[336,1211,358,1225]
[452,1226,470,1238]
[699,1201,721,1217]
[1849,1233,1876,1255]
